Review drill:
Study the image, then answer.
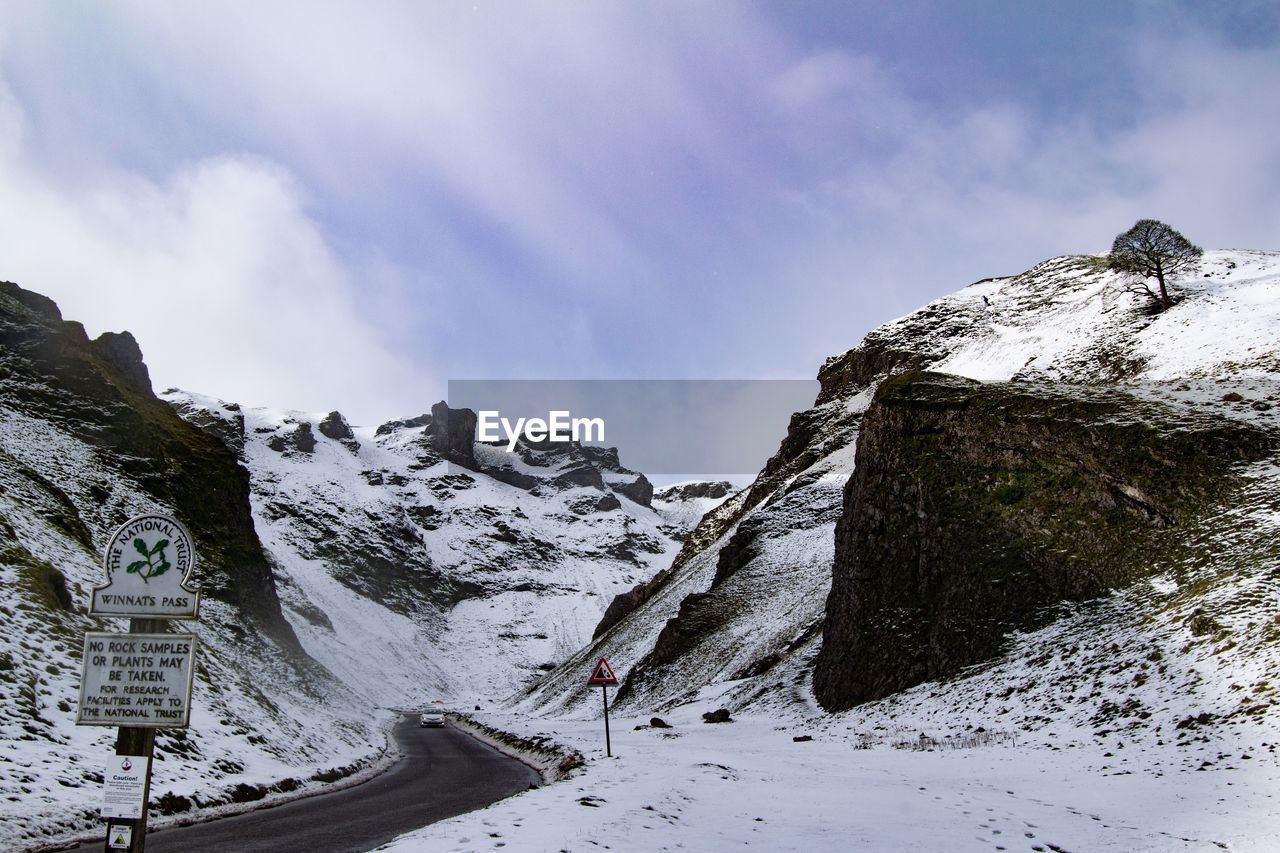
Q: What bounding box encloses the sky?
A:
[1,1,1278,428]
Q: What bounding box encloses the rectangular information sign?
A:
[77,632,197,728]
[102,755,150,819]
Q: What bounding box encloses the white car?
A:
[419,710,445,728]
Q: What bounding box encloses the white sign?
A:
[77,633,197,727]
[91,514,200,618]
[102,755,150,819]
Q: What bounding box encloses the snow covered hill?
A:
[161,392,732,709]
[416,248,1280,852]
[519,249,1280,720]
[0,283,387,850]
[6,246,1280,851]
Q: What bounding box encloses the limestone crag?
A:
[812,371,1277,710]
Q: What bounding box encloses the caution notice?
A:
[77,633,197,728]
[102,755,150,819]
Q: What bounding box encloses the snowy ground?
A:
[374,707,1280,853]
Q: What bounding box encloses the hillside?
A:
[383,249,1280,853]
[0,283,383,850]
[5,247,1280,850]
[162,391,732,706]
[517,250,1280,721]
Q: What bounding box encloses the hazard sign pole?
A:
[601,683,612,757]
[588,658,618,758]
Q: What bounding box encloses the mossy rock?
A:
[814,371,1278,710]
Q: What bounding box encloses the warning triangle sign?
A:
[588,658,617,684]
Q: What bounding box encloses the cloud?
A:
[737,28,1280,371]
[1,2,1277,425]
[0,77,426,425]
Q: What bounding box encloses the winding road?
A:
[63,715,539,853]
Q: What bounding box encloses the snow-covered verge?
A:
[30,716,402,853]
[446,714,583,784]
[374,704,1280,852]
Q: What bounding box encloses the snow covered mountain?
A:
[0,278,728,849]
[161,391,733,708]
[517,250,1280,728]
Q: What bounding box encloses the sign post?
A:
[77,514,200,853]
[588,658,618,757]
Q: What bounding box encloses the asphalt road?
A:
[64,716,539,853]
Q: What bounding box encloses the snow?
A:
[153,392,727,712]
[397,249,1280,851]
[0,399,389,851]
[924,250,1280,385]
[375,710,1280,852]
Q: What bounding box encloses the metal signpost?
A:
[588,658,618,757]
[77,514,200,853]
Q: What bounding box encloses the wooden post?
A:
[103,617,164,853]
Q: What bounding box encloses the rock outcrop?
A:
[593,582,649,639]
[0,281,296,640]
[520,249,1280,720]
[812,371,1277,710]
[427,400,478,467]
[319,410,360,454]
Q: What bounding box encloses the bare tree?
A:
[1108,219,1203,311]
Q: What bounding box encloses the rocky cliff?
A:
[813,371,1277,709]
[0,281,312,639]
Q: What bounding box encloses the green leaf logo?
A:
[126,538,172,583]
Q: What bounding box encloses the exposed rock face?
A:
[474,435,654,508]
[0,283,382,835]
[375,412,432,436]
[265,422,316,455]
[646,592,719,668]
[292,421,316,453]
[812,371,1276,710]
[88,330,153,395]
[427,400,478,468]
[167,397,246,455]
[318,410,360,454]
[655,481,732,501]
[611,472,654,507]
[524,250,1280,720]
[593,582,648,639]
